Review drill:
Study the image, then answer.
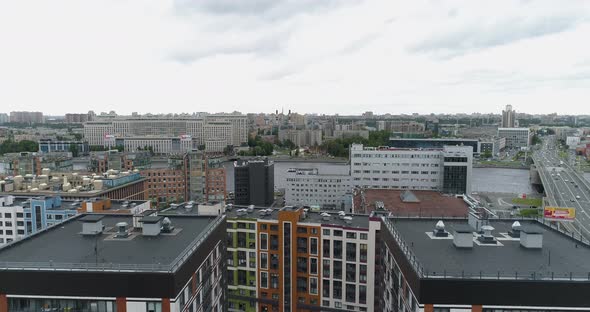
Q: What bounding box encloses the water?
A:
[471,167,534,194]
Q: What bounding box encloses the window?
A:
[360,233,368,240]
[323,259,330,278]
[260,233,268,250]
[16,213,23,218]
[333,240,342,258]
[310,258,318,275]
[147,302,162,312]
[346,232,356,239]
[334,230,342,237]
[360,264,367,283]
[323,239,330,257]
[346,263,356,282]
[261,272,269,288]
[309,277,318,295]
[310,237,318,255]
[346,284,356,303]
[323,279,330,297]
[323,229,330,236]
[4,213,11,218]
[360,243,367,262]
[270,273,279,289]
[346,242,356,262]
[311,228,318,234]
[333,260,342,279]
[260,252,268,269]
[333,281,342,299]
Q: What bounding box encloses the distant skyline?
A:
[1,0,590,115]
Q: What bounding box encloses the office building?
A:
[1,169,148,201]
[0,212,226,312]
[378,216,590,311]
[109,136,194,155]
[285,168,352,210]
[9,111,43,123]
[226,206,381,312]
[478,137,506,157]
[278,129,322,147]
[350,144,472,194]
[0,195,150,246]
[389,138,480,155]
[497,128,532,149]
[83,114,247,149]
[501,104,516,128]
[0,152,73,176]
[88,150,152,173]
[38,139,89,155]
[234,159,274,207]
[566,136,581,149]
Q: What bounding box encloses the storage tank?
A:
[39,183,48,190]
[93,180,104,190]
[42,168,51,176]
[68,189,79,193]
[82,177,91,185]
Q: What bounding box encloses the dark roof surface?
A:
[80,215,104,222]
[0,214,217,267]
[390,218,590,278]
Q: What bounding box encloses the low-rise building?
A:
[352,189,469,216]
[497,127,532,149]
[285,168,352,210]
[0,152,73,176]
[38,139,89,155]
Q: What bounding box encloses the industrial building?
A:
[379,216,590,311]
[234,159,274,207]
[225,206,381,312]
[0,212,226,312]
[350,144,473,195]
[284,168,352,210]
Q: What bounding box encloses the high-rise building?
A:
[234,159,274,207]
[226,206,381,312]
[0,113,9,124]
[0,212,227,312]
[350,144,473,194]
[65,113,90,123]
[501,104,516,128]
[9,111,44,123]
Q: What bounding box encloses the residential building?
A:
[9,111,43,123]
[350,144,473,194]
[234,159,274,207]
[566,136,581,149]
[225,206,381,312]
[83,114,247,149]
[0,212,226,312]
[389,138,480,155]
[1,170,148,201]
[0,113,9,124]
[65,113,90,123]
[497,128,532,149]
[0,152,73,176]
[501,104,516,128]
[285,168,352,210]
[332,130,369,140]
[377,120,425,134]
[378,216,590,311]
[38,139,89,155]
[278,129,322,147]
[0,195,150,245]
[352,189,469,216]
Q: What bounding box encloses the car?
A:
[576,195,581,199]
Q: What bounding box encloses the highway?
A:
[533,136,590,240]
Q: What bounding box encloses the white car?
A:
[576,195,581,199]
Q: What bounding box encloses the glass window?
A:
[309,277,318,295]
[260,252,268,269]
[323,229,330,236]
[310,237,318,255]
[310,258,318,275]
[260,233,268,250]
[261,272,269,288]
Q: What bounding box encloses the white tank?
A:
[25,174,33,179]
[39,183,48,190]
[30,188,38,191]
[38,175,49,183]
[62,183,71,191]
[68,189,79,193]
[93,180,104,190]
[108,175,117,179]
[41,168,51,176]
[82,177,91,185]
[51,176,60,182]
[133,169,139,173]
[76,185,83,190]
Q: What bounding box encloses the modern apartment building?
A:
[83,114,247,150]
[0,195,150,246]
[497,128,532,149]
[378,216,590,311]
[284,168,352,210]
[234,159,274,207]
[350,144,472,194]
[0,212,227,312]
[226,206,381,312]
[9,111,43,123]
[501,104,516,128]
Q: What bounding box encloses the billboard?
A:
[544,207,576,221]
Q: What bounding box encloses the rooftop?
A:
[0,214,220,272]
[353,189,469,217]
[388,218,590,279]
[1,196,148,212]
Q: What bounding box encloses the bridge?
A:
[532,136,590,240]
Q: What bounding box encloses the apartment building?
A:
[9,111,43,123]
[278,129,322,147]
[350,144,473,195]
[497,128,532,149]
[83,114,247,149]
[226,206,381,312]
[88,150,152,173]
[234,159,274,207]
[378,216,590,311]
[0,213,227,312]
[284,168,352,210]
[0,152,73,176]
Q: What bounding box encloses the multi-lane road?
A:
[533,136,590,239]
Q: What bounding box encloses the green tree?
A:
[69,144,79,157]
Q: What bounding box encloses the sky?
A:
[1,0,590,116]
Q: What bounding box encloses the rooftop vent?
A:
[321,212,330,221]
[453,225,474,248]
[338,211,346,219]
[375,201,385,210]
[115,222,130,238]
[509,221,522,238]
[433,220,449,237]
[162,217,175,233]
[140,216,163,236]
[247,205,255,213]
[236,208,247,216]
[170,203,178,209]
[343,216,353,224]
[80,215,105,235]
[477,225,497,244]
[520,227,543,249]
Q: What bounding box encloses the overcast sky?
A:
[1,0,590,116]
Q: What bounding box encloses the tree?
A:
[0,140,39,155]
[481,151,492,159]
[223,145,234,156]
[69,144,79,157]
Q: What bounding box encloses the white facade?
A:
[0,196,25,245]
[566,136,581,149]
[278,129,323,147]
[497,128,532,149]
[109,137,193,155]
[285,168,352,210]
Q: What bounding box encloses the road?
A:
[533,136,590,240]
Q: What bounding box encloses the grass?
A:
[518,208,541,217]
[511,198,543,207]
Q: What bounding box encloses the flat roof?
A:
[0,214,218,270]
[1,196,148,212]
[354,189,469,217]
[389,218,590,278]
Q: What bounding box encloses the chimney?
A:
[520,227,543,249]
[80,215,105,235]
[140,216,164,236]
[453,225,474,248]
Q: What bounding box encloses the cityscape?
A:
[2,1,590,312]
